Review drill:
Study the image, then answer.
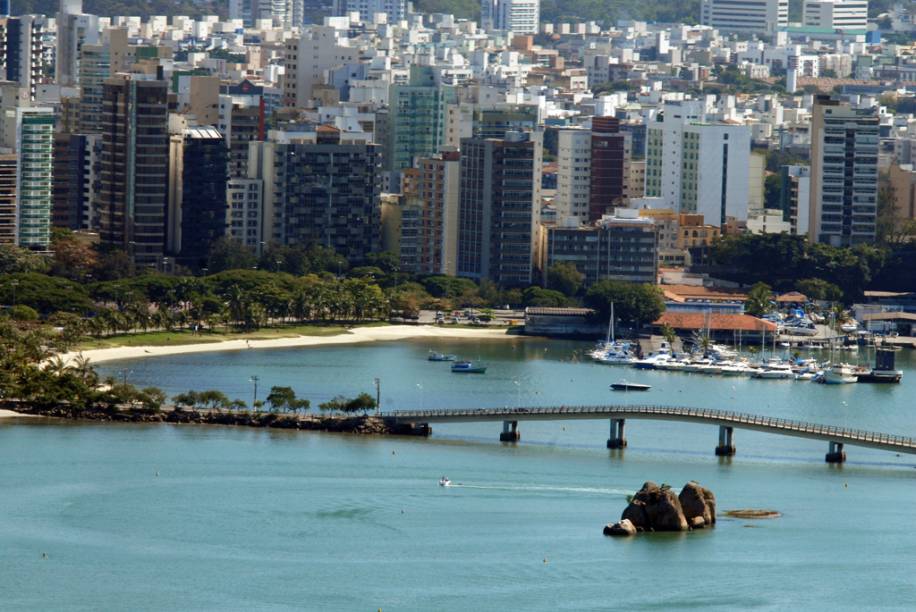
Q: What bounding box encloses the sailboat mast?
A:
[611,302,615,344]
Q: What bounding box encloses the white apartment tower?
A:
[645,101,752,226]
[808,97,879,246]
[334,0,408,22]
[701,0,788,35]
[56,0,99,86]
[481,0,539,33]
[803,0,868,31]
[554,128,592,224]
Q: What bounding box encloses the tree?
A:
[764,173,782,210]
[522,286,569,307]
[745,282,773,317]
[661,323,677,347]
[50,229,98,281]
[0,244,50,275]
[795,278,843,302]
[266,386,296,412]
[344,392,377,414]
[206,238,258,273]
[583,281,665,328]
[546,262,585,297]
[319,395,348,413]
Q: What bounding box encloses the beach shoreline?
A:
[61,324,522,365]
[0,409,37,418]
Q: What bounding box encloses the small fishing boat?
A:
[451,361,487,374]
[428,352,456,362]
[610,382,651,391]
[438,476,451,487]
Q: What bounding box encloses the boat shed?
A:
[652,312,778,341]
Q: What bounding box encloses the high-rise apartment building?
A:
[544,210,659,287]
[0,154,15,244]
[779,165,811,236]
[4,15,46,99]
[458,131,542,286]
[16,108,54,250]
[808,97,878,246]
[481,0,539,33]
[700,0,788,35]
[230,0,303,27]
[555,128,591,224]
[387,66,454,174]
[78,42,111,133]
[282,26,358,108]
[96,75,169,267]
[589,117,629,222]
[218,92,266,179]
[645,101,751,226]
[334,0,408,22]
[56,0,99,87]
[248,127,382,263]
[803,0,868,32]
[401,149,461,275]
[168,126,228,270]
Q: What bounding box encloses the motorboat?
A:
[752,368,793,380]
[428,352,456,362]
[840,321,859,334]
[632,346,673,370]
[610,382,651,391]
[451,361,487,374]
[794,371,818,381]
[593,346,636,365]
[708,344,738,360]
[438,476,451,487]
[820,363,858,384]
[751,359,794,379]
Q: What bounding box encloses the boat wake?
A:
[443,482,632,496]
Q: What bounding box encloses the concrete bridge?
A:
[385,405,916,463]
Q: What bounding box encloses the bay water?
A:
[3,338,916,610]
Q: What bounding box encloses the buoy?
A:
[41,553,47,559]
[844,483,848,488]
[155,471,159,477]
[543,558,548,564]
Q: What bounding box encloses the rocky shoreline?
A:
[9,404,431,436]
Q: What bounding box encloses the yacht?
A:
[821,363,858,384]
[428,352,456,362]
[632,343,672,369]
[751,358,794,380]
[438,476,451,487]
[593,345,636,365]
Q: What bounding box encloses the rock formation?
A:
[678,481,716,528]
[604,481,716,536]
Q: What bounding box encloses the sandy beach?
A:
[61,325,520,365]
[0,409,37,418]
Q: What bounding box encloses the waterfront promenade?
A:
[387,405,916,463]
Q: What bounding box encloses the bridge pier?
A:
[826,441,846,464]
[715,426,736,456]
[607,418,627,449]
[499,420,520,442]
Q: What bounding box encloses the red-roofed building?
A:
[653,312,776,341]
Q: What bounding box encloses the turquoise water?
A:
[4,338,916,610]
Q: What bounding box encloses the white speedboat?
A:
[438,476,451,487]
[591,342,635,365]
[821,364,858,384]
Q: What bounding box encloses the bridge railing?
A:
[386,404,916,448]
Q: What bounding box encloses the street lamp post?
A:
[250,375,260,408]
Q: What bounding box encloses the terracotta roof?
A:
[662,284,748,303]
[654,312,778,332]
[776,291,807,303]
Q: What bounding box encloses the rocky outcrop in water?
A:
[604,481,716,536]
[678,481,716,528]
